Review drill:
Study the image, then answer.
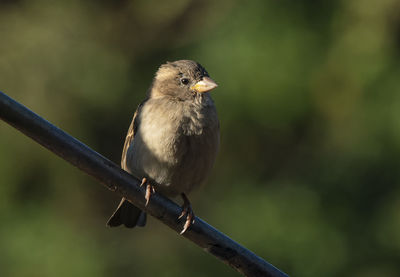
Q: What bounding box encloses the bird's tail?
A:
[107,198,146,228]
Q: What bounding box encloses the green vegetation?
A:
[1,0,400,276]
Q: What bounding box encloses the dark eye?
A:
[181,78,189,85]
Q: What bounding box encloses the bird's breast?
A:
[126,97,219,197]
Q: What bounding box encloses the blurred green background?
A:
[1,0,400,276]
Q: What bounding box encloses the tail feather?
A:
[107,198,146,228]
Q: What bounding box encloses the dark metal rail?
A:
[0,91,289,277]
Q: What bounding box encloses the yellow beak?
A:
[191,77,218,93]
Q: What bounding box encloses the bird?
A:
[107,60,219,234]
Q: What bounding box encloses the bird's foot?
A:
[140,177,155,206]
[178,193,195,234]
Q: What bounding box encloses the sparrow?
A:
[107,60,219,234]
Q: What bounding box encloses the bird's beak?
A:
[191,77,218,93]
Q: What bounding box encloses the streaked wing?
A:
[120,100,147,170]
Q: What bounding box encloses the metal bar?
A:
[0,91,289,277]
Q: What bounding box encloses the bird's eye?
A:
[181,78,189,85]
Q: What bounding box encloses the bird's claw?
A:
[179,193,195,234]
[140,178,155,206]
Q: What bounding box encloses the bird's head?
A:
[150,60,218,100]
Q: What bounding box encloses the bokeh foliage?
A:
[1,0,400,276]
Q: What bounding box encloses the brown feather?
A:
[107,100,148,228]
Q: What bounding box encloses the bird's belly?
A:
[170,134,217,196]
[126,128,217,197]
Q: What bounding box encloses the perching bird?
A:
[107,60,219,234]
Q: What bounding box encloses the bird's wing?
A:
[120,99,147,170]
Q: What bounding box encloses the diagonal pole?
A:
[0,91,289,277]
